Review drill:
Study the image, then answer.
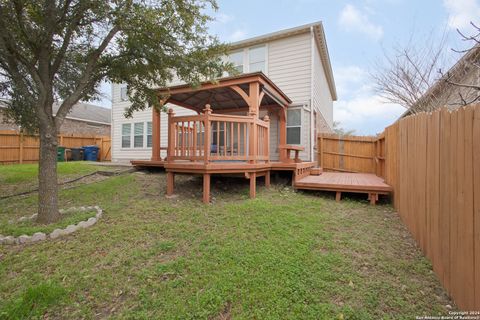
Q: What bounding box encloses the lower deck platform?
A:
[294,172,392,205]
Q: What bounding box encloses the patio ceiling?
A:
[156,72,292,113]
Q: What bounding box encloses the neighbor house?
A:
[111,21,337,163]
[401,45,480,117]
[0,100,111,136]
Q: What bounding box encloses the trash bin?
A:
[57,146,66,162]
[83,145,99,161]
[70,147,84,161]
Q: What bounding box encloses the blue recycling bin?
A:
[83,145,99,161]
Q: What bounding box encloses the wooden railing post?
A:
[203,104,212,164]
[167,108,175,163]
[249,112,257,164]
[263,115,270,163]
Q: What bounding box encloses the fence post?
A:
[19,131,24,164]
[319,135,324,168]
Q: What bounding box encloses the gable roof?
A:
[229,21,337,101]
[0,100,111,125]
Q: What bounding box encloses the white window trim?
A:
[120,121,153,150]
[121,123,132,149]
[228,44,268,75]
[286,107,303,146]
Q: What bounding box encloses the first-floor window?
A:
[147,121,153,148]
[287,109,301,145]
[122,123,131,148]
[134,122,144,148]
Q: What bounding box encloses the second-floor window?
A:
[229,51,244,73]
[249,46,266,73]
[228,45,266,74]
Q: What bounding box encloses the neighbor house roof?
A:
[229,21,337,101]
[53,102,111,125]
[400,45,480,118]
[0,100,111,125]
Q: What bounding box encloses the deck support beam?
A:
[203,173,211,204]
[335,191,341,202]
[265,171,270,188]
[249,172,256,198]
[166,172,175,196]
[368,193,378,205]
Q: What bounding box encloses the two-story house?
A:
[111,21,337,163]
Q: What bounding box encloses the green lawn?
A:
[0,166,453,319]
[0,162,116,197]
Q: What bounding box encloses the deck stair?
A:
[309,167,323,176]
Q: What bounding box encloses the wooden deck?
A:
[294,172,392,204]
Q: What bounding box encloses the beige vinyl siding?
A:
[267,32,312,104]
[111,83,195,161]
[259,109,279,161]
[312,37,334,130]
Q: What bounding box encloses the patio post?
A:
[167,108,175,163]
[203,104,212,164]
[279,108,287,161]
[151,106,161,161]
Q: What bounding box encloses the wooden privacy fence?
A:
[317,133,385,176]
[383,105,480,310]
[0,130,111,164]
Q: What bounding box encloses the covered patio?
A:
[131,72,315,203]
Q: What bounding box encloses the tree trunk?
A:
[36,123,61,224]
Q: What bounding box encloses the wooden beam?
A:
[203,173,211,204]
[166,172,175,196]
[278,108,287,161]
[249,82,260,116]
[231,85,251,108]
[249,172,257,198]
[336,191,341,202]
[265,170,270,188]
[167,98,202,113]
[151,107,161,161]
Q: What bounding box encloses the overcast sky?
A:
[99,0,480,135]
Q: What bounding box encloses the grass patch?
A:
[0,162,101,184]
[0,209,97,237]
[0,170,454,319]
[0,281,67,320]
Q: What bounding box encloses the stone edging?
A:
[0,206,103,245]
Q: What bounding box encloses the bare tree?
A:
[371,32,449,114]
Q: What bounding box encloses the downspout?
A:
[111,83,115,162]
[310,26,315,162]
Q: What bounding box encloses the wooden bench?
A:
[279,144,304,163]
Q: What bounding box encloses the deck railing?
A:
[167,105,269,164]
